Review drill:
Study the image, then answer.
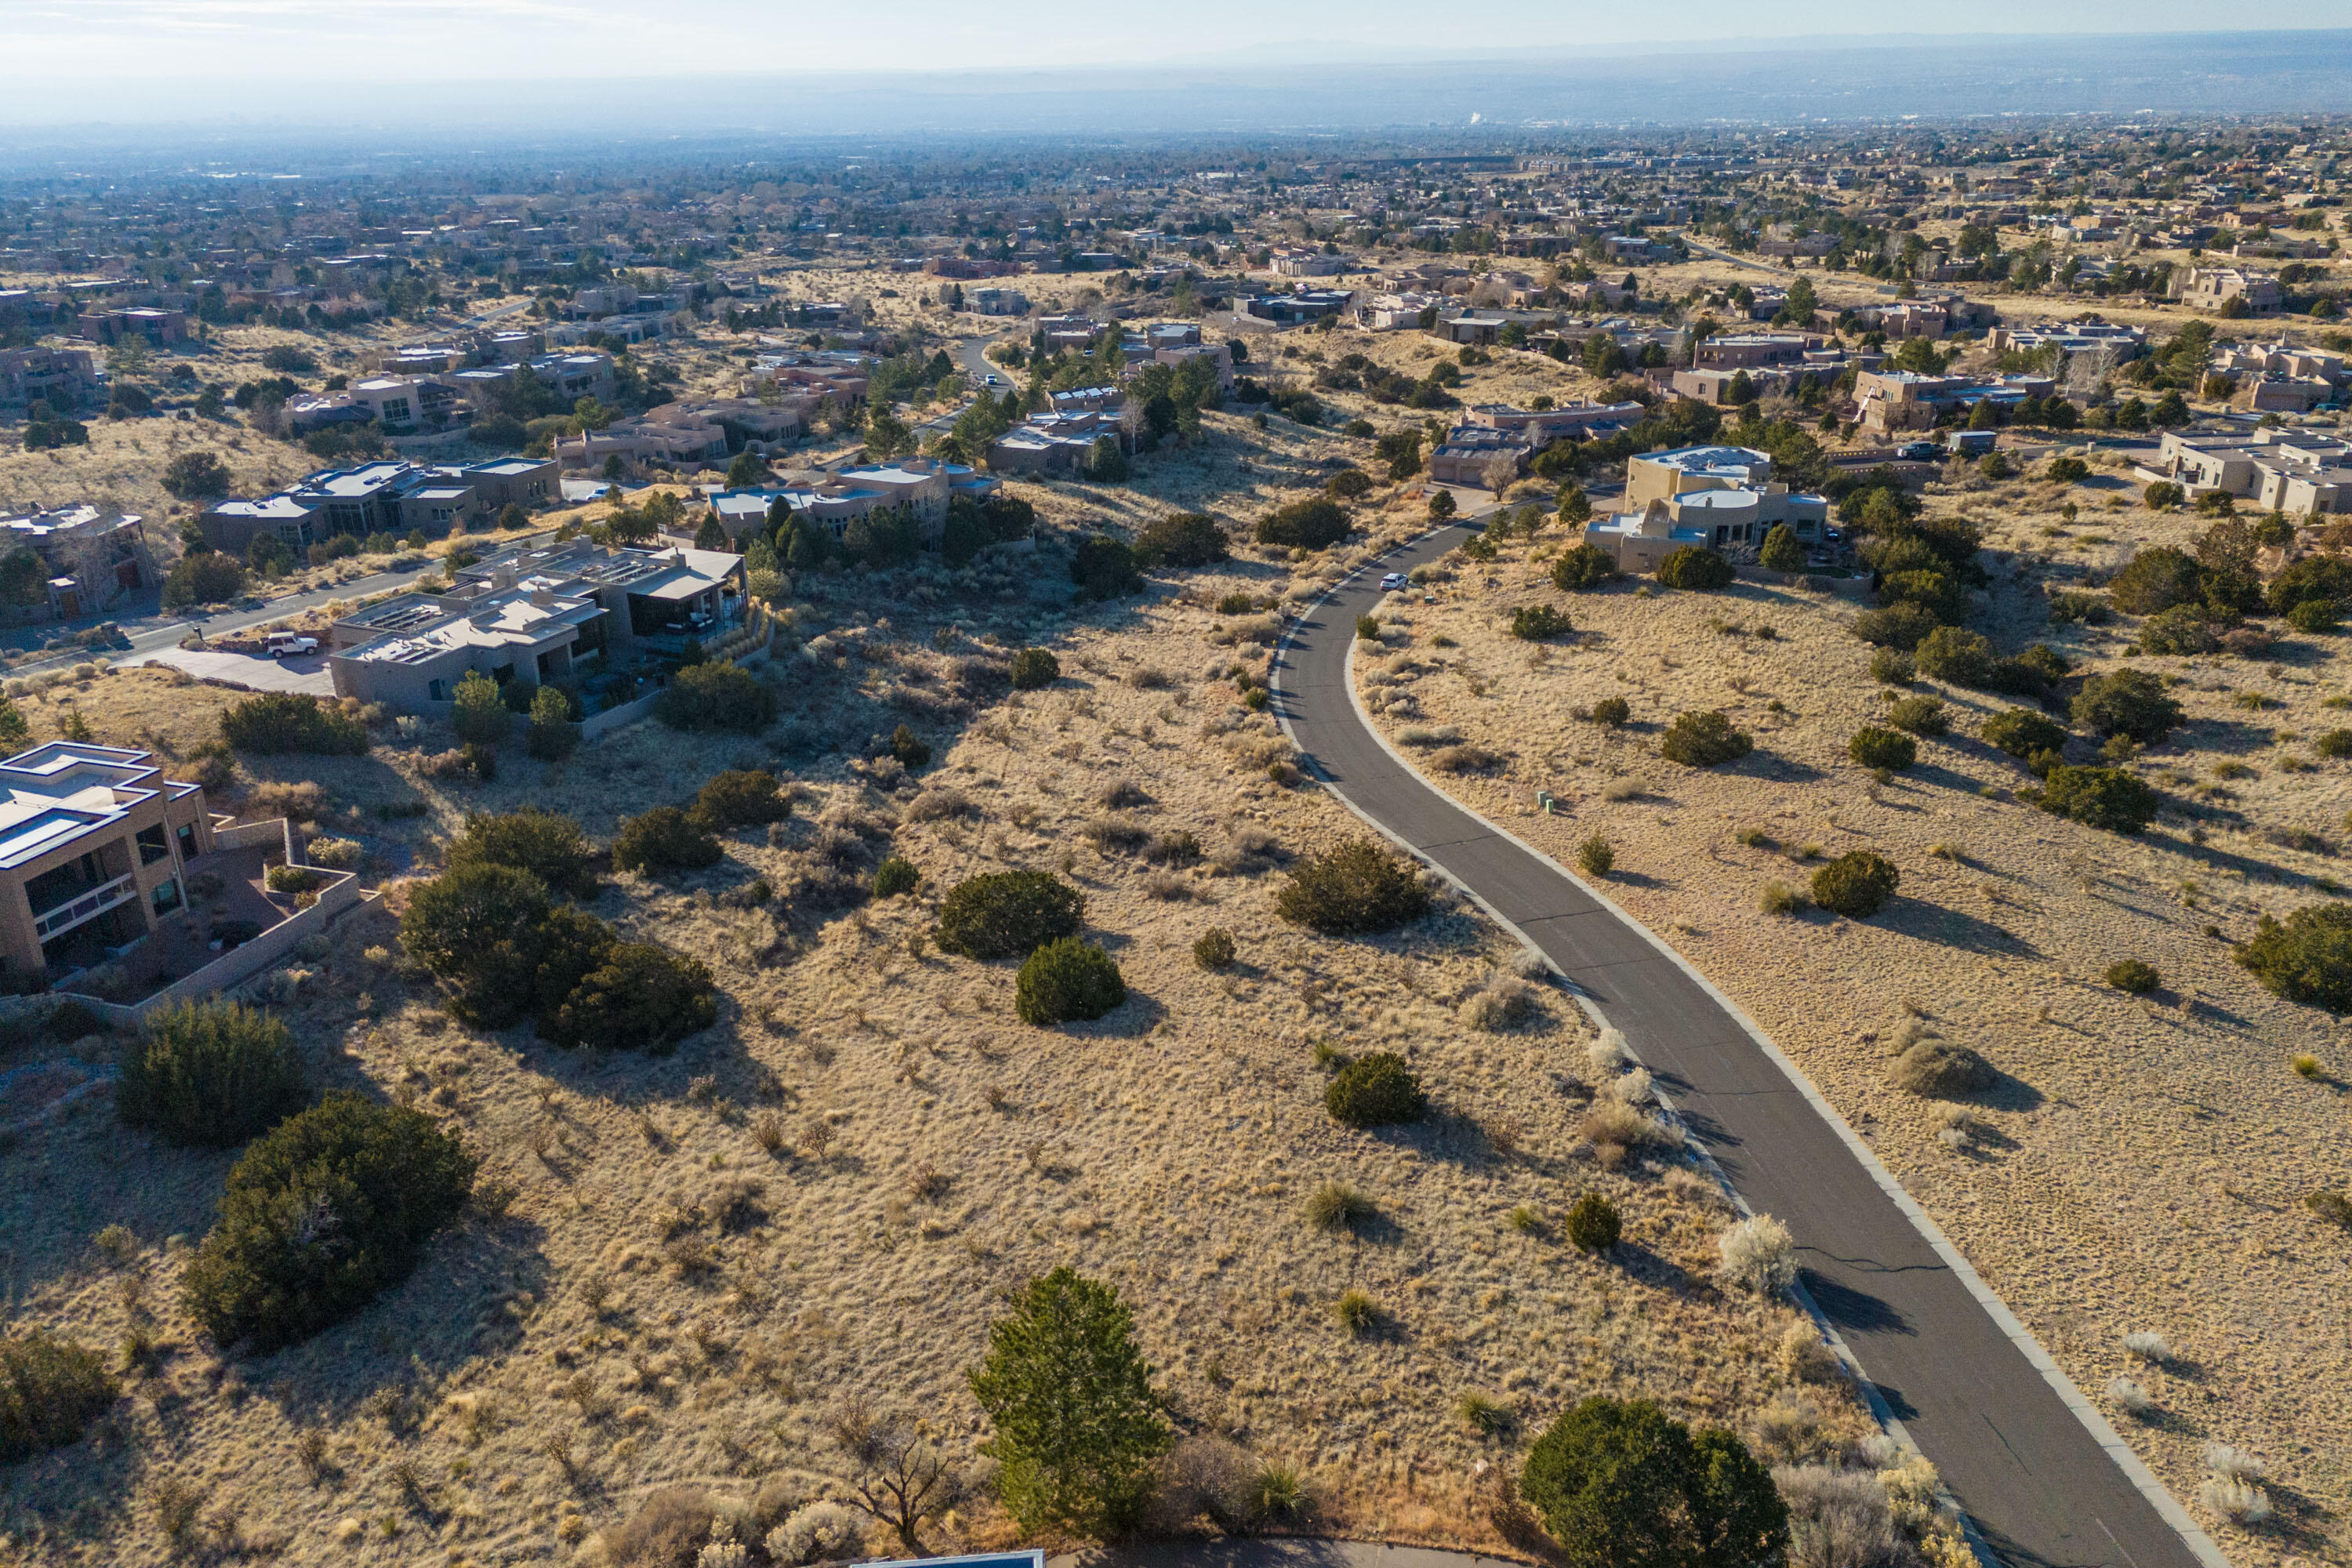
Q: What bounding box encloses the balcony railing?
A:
[32,870,138,941]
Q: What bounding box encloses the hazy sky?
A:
[5,1,2349,90]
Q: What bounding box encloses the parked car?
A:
[1896,441,1940,462]
[1379,572,1409,591]
[265,633,319,659]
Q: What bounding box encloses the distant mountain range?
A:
[4,29,2352,168]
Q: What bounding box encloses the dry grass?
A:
[1,469,1859,1563]
[1358,488,2352,1557]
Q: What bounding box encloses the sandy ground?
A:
[1351,488,2352,1565]
[0,456,1876,1566]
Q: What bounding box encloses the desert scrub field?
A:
[0,502,1883,1565]
[1354,503,2352,1563]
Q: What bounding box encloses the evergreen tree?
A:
[968,1268,1172,1537]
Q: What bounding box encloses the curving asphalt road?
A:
[1269,524,2226,1568]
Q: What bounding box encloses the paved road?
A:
[1270,525,2223,1568]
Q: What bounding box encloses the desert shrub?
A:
[690,769,789,831]
[885,723,931,769]
[873,856,920,898]
[0,1330,116,1464]
[1563,1192,1621,1251]
[448,672,509,746]
[967,1267,1172,1535]
[264,862,322,896]
[1510,604,1574,641]
[1576,835,1614,877]
[1551,544,1618,591]
[1070,535,1142,599]
[181,1093,477,1353]
[2288,598,2340,634]
[2107,959,2162,994]
[1911,625,1994,685]
[1759,880,1806,916]
[2235,902,2352,1012]
[2072,669,2183,742]
[1880,696,1944,737]
[1432,743,1502,773]
[1326,468,1375,500]
[400,865,612,1033]
[525,684,579,760]
[612,806,721,874]
[1588,695,1630,726]
[160,552,245,608]
[935,869,1086,960]
[2265,553,2352,615]
[1192,927,1237,970]
[2034,764,2160,834]
[1889,1039,1996,1096]
[1810,851,1898,918]
[1015,938,1127,1025]
[444,808,598,899]
[1716,1215,1799,1294]
[1305,1181,1375,1231]
[117,1000,306,1149]
[1982,707,2069,758]
[1847,726,1917,771]
[1850,601,1940,650]
[1661,710,1752,768]
[2138,604,2220,656]
[656,661,776,732]
[1254,498,1349,550]
[2307,1190,2352,1229]
[219,692,368,756]
[1760,523,1806,572]
[597,1487,718,1568]
[1009,648,1060,689]
[1520,1397,1787,1568]
[1131,512,1229,568]
[1656,545,1733,592]
[398,863,558,1026]
[2046,456,2091,483]
[539,942,718,1052]
[1868,648,1915,685]
[1276,840,1430,935]
[2316,728,2352,759]
[1325,1051,1426,1127]
[2109,546,2205,615]
[2047,588,2114,625]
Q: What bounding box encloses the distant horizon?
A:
[5,24,2352,154]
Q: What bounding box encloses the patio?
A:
[57,842,291,1006]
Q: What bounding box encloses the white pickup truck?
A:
[265,633,319,659]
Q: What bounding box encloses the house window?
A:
[152,877,183,916]
[428,678,448,701]
[176,823,198,860]
[137,824,172,866]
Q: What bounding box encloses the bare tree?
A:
[1482,452,1520,499]
[829,1397,961,1552]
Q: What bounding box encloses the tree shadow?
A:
[1798,1269,1913,1338]
[1882,896,2043,959]
[1056,989,1169,1040]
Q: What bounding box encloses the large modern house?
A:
[1,742,215,983]
[199,456,560,556]
[325,538,742,709]
[1,503,156,619]
[1583,445,1831,572]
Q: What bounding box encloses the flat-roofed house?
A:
[1,742,215,984]
[327,540,743,708]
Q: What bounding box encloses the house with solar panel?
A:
[324,538,742,710]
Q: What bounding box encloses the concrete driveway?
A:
[125,647,335,695]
